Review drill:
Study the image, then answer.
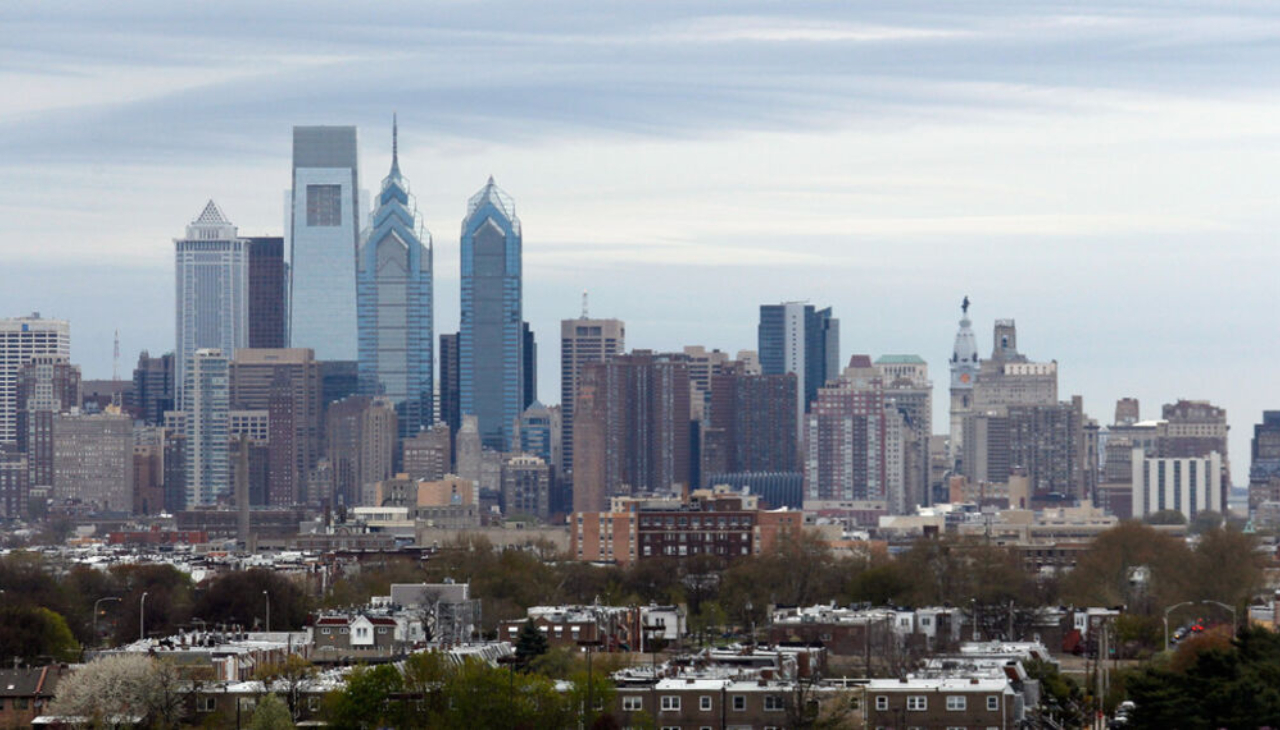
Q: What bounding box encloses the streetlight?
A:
[140,592,149,642]
[496,654,520,708]
[577,639,604,726]
[92,597,121,645]
[1164,600,1239,651]
[263,591,271,633]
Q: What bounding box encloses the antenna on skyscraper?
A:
[582,290,589,319]
[113,329,120,383]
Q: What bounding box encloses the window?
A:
[947,696,967,711]
[907,696,927,711]
[622,696,643,712]
[700,696,713,711]
[764,695,785,711]
[306,184,342,226]
[732,695,746,711]
[14,698,27,710]
[876,696,889,711]
[321,628,331,635]
[987,696,999,711]
[308,696,320,712]
[661,696,680,711]
[377,627,388,634]
[198,696,217,712]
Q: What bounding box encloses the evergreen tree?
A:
[515,619,549,662]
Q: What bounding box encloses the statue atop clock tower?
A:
[949,297,980,462]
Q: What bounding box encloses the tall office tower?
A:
[961,399,1086,500]
[1249,412,1280,509]
[325,395,397,507]
[758,302,839,441]
[246,237,288,349]
[501,454,551,520]
[559,317,625,474]
[402,421,451,482]
[705,366,798,478]
[522,322,537,410]
[357,122,434,438]
[132,351,175,426]
[0,314,71,445]
[803,356,892,505]
[16,355,81,488]
[53,410,134,513]
[227,411,270,506]
[174,201,248,409]
[132,426,165,515]
[439,333,461,434]
[948,300,980,462]
[455,415,481,487]
[459,177,523,450]
[1115,398,1140,427]
[184,349,230,508]
[572,351,692,513]
[290,125,361,361]
[875,355,933,508]
[0,449,27,519]
[1160,399,1231,489]
[229,349,322,506]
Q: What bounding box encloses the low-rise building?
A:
[864,676,1019,729]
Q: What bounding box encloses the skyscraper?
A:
[875,355,933,507]
[803,356,890,505]
[948,299,979,463]
[325,395,397,507]
[758,302,839,441]
[53,410,133,514]
[439,333,461,435]
[229,348,322,506]
[522,322,537,410]
[559,316,625,473]
[459,177,523,450]
[132,351,175,426]
[290,126,360,361]
[246,237,288,349]
[16,355,81,488]
[174,200,248,408]
[184,348,230,508]
[357,121,434,438]
[705,365,798,477]
[0,314,70,445]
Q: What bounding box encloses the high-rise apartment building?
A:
[0,314,70,445]
[876,355,933,508]
[402,422,451,482]
[246,237,288,349]
[560,317,624,474]
[961,398,1087,500]
[459,177,524,451]
[229,348,322,506]
[325,395,397,508]
[0,449,28,520]
[758,302,839,441]
[1249,411,1280,510]
[53,409,133,513]
[174,201,248,409]
[572,351,692,513]
[289,125,360,361]
[804,356,893,506]
[357,123,433,438]
[132,351,175,426]
[704,366,798,477]
[184,348,230,508]
[16,355,81,488]
[439,333,461,435]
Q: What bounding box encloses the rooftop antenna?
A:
[581,290,589,319]
[390,112,400,176]
[112,329,120,383]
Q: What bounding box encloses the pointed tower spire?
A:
[390,113,401,177]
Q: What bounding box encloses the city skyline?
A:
[3,2,1279,467]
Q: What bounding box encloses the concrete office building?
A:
[53,409,133,513]
[357,122,434,437]
[459,177,524,451]
[402,422,451,482]
[289,126,361,361]
[876,355,933,508]
[229,348,322,506]
[501,454,552,520]
[560,316,624,474]
[16,355,81,489]
[184,349,230,508]
[0,314,70,445]
[758,302,839,441]
[174,201,248,409]
[1132,450,1224,521]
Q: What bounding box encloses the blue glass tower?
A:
[460,177,523,450]
[357,119,433,437]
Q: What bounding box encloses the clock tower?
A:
[949,297,980,463]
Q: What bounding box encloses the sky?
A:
[2,1,1280,478]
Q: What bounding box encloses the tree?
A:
[195,568,312,632]
[254,654,317,719]
[0,606,79,663]
[514,619,548,662]
[1061,521,1193,611]
[323,664,405,730]
[49,654,185,728]
[1189,510,1225,535]
[1190,526,1264,610]
[249,693,296,730]
[110,564,195,643]
[1144,509,1188,526]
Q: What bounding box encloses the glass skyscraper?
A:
[460,177,523,450]
[290,126,360,361]
[357,121,434,438]
[174,200,247,410]
[758,302,839,440]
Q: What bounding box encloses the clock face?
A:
[960,373,971,384]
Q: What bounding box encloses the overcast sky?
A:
[3,1,1279,477]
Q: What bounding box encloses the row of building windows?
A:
[874,695,1000,712]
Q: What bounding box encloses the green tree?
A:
[323,664,405,730]
[1190,526,1264,610]
[515,619,549,662]
[254,654,317,719]
[196,568,312,631]
[1189,509,1225,535]
[1061,521,1193,611]
[249,693,296,730]
[0,605,79,662]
